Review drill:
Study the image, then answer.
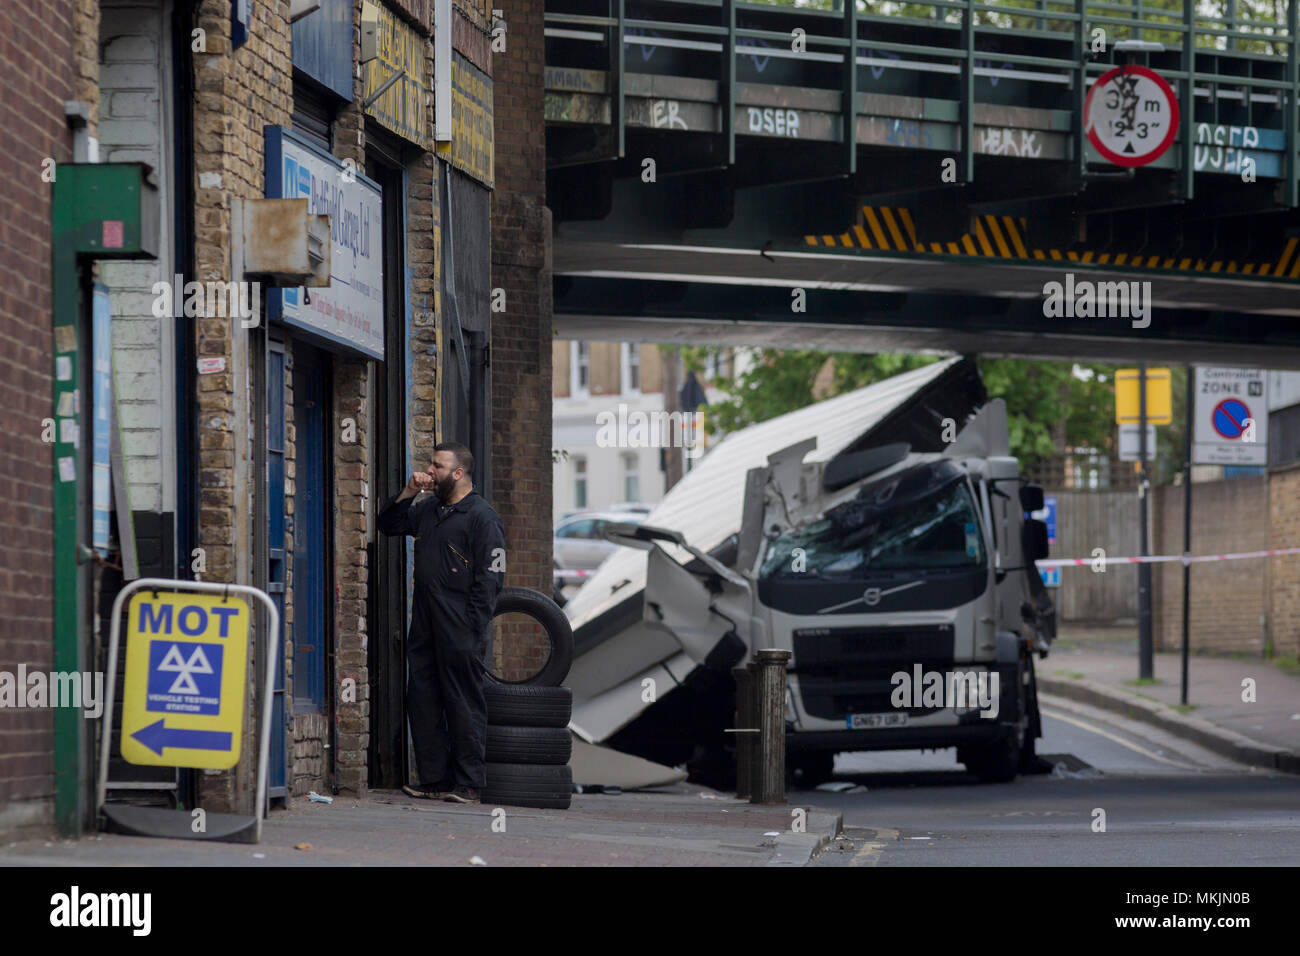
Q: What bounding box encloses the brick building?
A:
[1,0,552,839]
[0,0,91,839]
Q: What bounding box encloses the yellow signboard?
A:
[438,52,494,187]
[362,3,432,150]
[1115,367,1173,425]
[121,591,249,769]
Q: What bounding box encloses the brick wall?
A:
[1267,467,1300,659]
[191,0,293,812]
[0,0,80,838]
[1152,476,1270,654]
[489,0,551,680]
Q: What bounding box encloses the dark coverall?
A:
[378,489,506,790]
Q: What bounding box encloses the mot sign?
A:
[121,591,249,769]
[1085,65,1179,167]
[1193,366,1268,466]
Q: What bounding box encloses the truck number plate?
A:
[846,712,909,729]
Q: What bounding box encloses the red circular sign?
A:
[1084,65,1179,167]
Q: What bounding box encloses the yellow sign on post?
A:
[120,591,249,769]
[1115,368,1173,425]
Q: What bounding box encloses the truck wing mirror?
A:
[1019,483,1045,513]
[1022,518,1049,564]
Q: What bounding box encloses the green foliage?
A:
[695,347,1187,475]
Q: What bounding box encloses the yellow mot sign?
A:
[1115,367,1173,425]
[438,52,494,187]
[362,2,432,150]
[120,591,249,769]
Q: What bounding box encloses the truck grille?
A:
[792,625,955,719]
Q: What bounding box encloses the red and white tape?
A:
[1036,547,1300,569]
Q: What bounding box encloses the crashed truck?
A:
[564,357,1056,786]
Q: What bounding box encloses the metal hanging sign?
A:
[1084,65,1179,167]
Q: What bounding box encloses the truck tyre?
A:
[483,763,573,810]
[484,683,572,728]
[789,752,835,788]
[962,731,1021,783]
[485,725,572,765]
[489,586,574,688]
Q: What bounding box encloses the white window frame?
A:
[620,342,641,396]
[571,341,590,398]
[621,452,640,502]
[573,456,588,509]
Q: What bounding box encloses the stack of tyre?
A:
[483,587,575,810]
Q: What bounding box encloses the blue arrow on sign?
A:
[131,719,232,756]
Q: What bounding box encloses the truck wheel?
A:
[790,752,835,788]
[962,732,1021,783]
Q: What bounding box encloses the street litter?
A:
[308,791,333,804]
[764,831,781,836]
[252,853,266,859]
[469,856,487,866]
[699,792,718,799]
[294,843,312,851]
[814,781,856,793]
[1050,762,1102,780]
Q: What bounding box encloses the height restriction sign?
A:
[121,590,249,769]
[1084,65,1179,167]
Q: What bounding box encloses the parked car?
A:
[554,510,648,586]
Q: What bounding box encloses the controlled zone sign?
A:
[121,591,249,769]
[1193,367,1267,465]
[1085,65,1179,167]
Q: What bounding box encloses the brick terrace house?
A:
[0,0,551,840]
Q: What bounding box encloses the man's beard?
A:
[434,474,457,501]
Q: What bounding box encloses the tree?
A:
[694,347,1157,472]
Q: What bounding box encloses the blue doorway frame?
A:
[266,338,289,799]
[293,342,331,716]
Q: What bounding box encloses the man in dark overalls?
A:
[378,441,506,804]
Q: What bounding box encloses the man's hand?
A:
[397,471,433,501]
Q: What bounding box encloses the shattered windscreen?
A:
[760,476,986,579]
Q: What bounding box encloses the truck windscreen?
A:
[760,478,986,578]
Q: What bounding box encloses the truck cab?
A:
[606,399,1055,784]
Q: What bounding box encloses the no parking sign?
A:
[1193,367,1268,465]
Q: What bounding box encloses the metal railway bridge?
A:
[543,0,1300,366]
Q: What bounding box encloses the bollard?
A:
[732,665,755,800]
[751,648,791,805]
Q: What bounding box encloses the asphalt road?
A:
[806,693,1300,866]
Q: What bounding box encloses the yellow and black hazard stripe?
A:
[805,207,1300,279]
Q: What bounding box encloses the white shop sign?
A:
[265,126,384,360]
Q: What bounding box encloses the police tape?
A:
[1035,547,1300,569]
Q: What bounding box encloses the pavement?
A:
[0,786,841,868]
[1040,625,1300,774]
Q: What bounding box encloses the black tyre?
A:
[484,683,572,728]
[490,586,574,688]
[483,762,573,810]
[961,732,1021,784]
[789,751,836,789]
[486,725,572,765]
